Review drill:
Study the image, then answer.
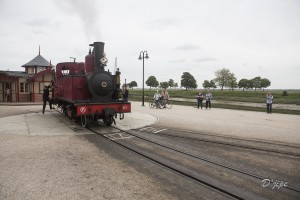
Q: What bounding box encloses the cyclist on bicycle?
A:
[161,89,169,108]
[153,90,161,108]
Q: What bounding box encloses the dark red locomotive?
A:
[53,42,131,127]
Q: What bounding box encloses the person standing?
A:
[196,91,204,109]
[205,91,213,109]
[42,85,52,114]
[122,86,129,102]
[266,92,273,114]
[153,90,161,108]
[161,89,169,108]
[5,88,10,102]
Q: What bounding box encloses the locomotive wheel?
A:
[81,115,90,128]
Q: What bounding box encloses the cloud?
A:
[169,59,186,63]
[25,19,52,27]
[173,44,201,51]
[147,18,180,30]
[258,65,266,72]
[193,57,218,62]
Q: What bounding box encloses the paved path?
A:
[132,101,300,145]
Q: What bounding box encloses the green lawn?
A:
[127,89,300,115]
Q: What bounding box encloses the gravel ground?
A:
[0,105,178,200]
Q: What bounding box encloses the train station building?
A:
[0,49,54,102]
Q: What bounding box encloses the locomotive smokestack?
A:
[90,42,105,71]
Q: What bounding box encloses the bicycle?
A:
[149,99,163,109]
[149,99,172,109]
[161,99,172,109]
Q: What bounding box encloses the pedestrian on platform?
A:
[161,89,169,108]
[5,88,10,102]
[205,90,213,109]
[196,91,204,109]
[42,85,52,114]
[153,90,161,108]
[122,86,129,102]
[266,92,273,114]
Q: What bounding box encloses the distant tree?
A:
[174,82,178,89]
[246,79,254,89]
[238,79,248,91]
[252,76,262,91]
[260,78,271,91]
[202,80,211,89]
[282,90,288,96]
[227,73,238,91]
[146,76,159,89]
[203,80,217,89]
[160,81,169,89]
[128,81,138,90]
[214,68,232,91]
[168,79,175,88]
[210,80,217,89]
[181,72,197,90]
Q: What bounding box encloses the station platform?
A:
[131,101,300,146]
[0,106,158,136]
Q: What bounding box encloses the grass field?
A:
[127,89,300,115]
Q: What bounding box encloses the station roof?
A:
[22,54,51,67]
[0,70,33,78]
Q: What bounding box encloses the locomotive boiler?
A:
[53,42,131,127]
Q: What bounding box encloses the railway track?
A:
[87,123,300,200]
[138,126,300,157]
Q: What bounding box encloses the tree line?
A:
[127,68,271,91]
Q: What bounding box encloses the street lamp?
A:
[138,50,149,106]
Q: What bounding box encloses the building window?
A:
[27,67,35,74]
[37,67,46,73]
[40,82,50,93]
[20,82,29,93]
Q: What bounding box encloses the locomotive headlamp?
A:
[101,82,107,88]
[62,66,69,76]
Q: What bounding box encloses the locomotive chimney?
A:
[90,42,106,71]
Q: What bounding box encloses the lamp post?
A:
[138,50,149,106]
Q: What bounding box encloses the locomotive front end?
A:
[86,42,115,102]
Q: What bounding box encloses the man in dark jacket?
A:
[42,85,52,114]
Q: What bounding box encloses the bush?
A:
[282,91,288,96]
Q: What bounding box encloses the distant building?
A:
[0,48,54,102]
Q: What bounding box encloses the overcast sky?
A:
[0,0,299,89]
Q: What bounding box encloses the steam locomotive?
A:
[53,42,131,127]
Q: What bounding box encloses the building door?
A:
[0,82,3,102]
[11,82,16,102]
[5,82,10,101]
